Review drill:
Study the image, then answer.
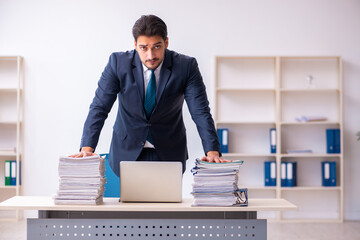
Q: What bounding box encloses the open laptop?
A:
[119,161,182,202]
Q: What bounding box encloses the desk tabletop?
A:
[0,196,297,212]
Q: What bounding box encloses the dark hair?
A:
[132,15,167,42]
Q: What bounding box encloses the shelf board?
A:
[246,186,277,191]
[280,218,342,224]
[0,121,19,125]
[223,153,276,158]
[281,121,340,125]
[0,56,21,61]
[217,121,275,125]
[216,56,276,60]
[0,186,18,190]
[216,88,275,92]
[279,218,342,223]
[281,186,341,191]
[0,88,20,93]
[281,153,341,158]
[0,217,19,222]
[280,88,339,93]
[280,56,340,60]
[0,150,17,156]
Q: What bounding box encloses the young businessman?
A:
[71,15,228,176]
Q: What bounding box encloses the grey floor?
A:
[0,220,360,240]
[268,221,360,240]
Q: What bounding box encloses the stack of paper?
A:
[191,159,248,207]
[54,155,106,205]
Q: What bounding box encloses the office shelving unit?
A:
[0,56,23,221]
[214,56,343,222]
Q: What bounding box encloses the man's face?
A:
[135,35,168,70]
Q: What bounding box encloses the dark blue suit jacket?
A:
[80,49,220,176]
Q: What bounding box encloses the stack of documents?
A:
[191,159,248,207]
[54,155,106,205]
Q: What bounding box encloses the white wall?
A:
[0,0,359,220]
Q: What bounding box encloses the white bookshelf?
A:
[214,56,343,222]
[0,56,23,221]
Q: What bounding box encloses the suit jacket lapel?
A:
[156,50,172,104]
[132,51,145,104]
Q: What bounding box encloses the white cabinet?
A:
[0,56,23,220]
[214,56,343,221]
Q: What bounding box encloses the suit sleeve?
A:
[80,53,120,151]
[184,58,221,156]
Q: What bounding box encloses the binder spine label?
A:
[324,162,330,179]
[222,130,228,146]
[287,163,293,180]
[270,128,276,154]
[270,162,276,179]
[286,162,297,187]
[5,161,10,177]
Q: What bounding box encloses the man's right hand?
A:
[69,146,97,158]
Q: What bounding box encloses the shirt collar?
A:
[142,60,164,74]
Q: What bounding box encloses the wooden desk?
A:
[0,196,297,239]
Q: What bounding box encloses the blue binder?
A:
[286,162,297,187]
[217,128,229,153]
[322,161,336,187]
[10,161,16,185]
[326,129,335,153]
[327,129,341,154]
[264,161,276,186]
[334,129,341,154]
[281,162,287,187]
[10,161,21,186]
[270,128,276,154]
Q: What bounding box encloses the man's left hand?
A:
[201,151,231,163]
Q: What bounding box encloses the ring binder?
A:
[322,161,336,187]
[217,128,229,153]
[264,161,276,186]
